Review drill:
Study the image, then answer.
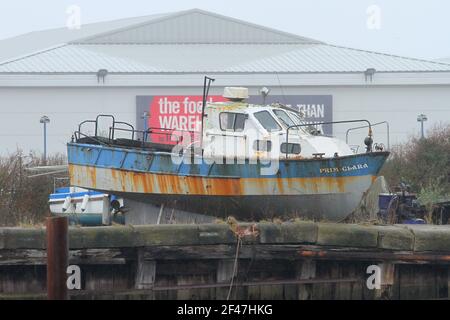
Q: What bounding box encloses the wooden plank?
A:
[297,259,316,300]
[0,249,128,266]
[0,229,5,250]
[135,249,156,293]
[0,249,46,265]
[435,266,448,299]
[375,263,395,299]
[1,245,449,267]
[349,264,365,300]
[70,249,128,265]
[83,265,124,292]
[397,265,437,299]
[298,247,450,264]
[141,244,450,263]
[448,266,450,300]
[335,262,352,300]
[143,244,302,260]
[216,259,235,300]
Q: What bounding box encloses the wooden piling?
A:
[135,249,156,292]
[46,216,68,300]
[375,263,396,299]
[297,260,316,300]
[216,259,235,300]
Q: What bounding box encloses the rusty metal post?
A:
[46,216,69,300]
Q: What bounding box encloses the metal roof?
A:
[0,8,449,74]
[0,12,171,63]
[1,43,450,74]
[0,8,318,64]
[74,9,319,45]
[436,57,450,64]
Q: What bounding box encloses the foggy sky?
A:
[0,0,449,61]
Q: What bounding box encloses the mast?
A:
[200,76,215,151]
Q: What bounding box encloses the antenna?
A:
[200,76,215,151]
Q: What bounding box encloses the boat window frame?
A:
[219,112,247,132]
[253,110,282,132]
[287,111,309,134]
[253,140,272,152]
[273,109,296,128]
[281,142,301,154]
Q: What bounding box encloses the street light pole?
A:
[40,116,50,163]
[417,114,428,139]
[141,111,149,142]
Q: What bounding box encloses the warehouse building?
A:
[1,8,450,155]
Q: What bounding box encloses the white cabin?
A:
[201,87,353,160]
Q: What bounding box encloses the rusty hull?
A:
[67,143,388,221]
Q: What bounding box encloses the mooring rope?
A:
[225,216,259,300]
[226,236,242,301]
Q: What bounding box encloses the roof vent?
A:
[223,87,249,101]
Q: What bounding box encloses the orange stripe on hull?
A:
[69,164,374,196]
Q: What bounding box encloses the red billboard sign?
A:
[136,94,333,145]
[140,95,227,144]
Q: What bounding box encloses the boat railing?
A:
[346,121,390,151]
[73,130,114,147]
[147,127,197,144]
[74,114,198,151]
[349,145,360,154]
[110,121,135,141]
[285,119,373,158]
[111,126,197,145]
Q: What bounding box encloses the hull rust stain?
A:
[69,164,369,197]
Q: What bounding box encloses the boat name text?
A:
[320,163,369,174]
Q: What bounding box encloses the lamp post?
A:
[40,115,50,163]
[141,111,149,142]
[417,114,428,139]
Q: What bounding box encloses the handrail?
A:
[113,121,135,140]
[285,119,373,159]
[75,112,200,149]
[95,114,115,137]
[110,127,149,147]
[148,127,198,144]
[78,120,97,136]
[345,121,390,150]
[148,127,196,134]
[206,132,247,138]
[73,131,112,147]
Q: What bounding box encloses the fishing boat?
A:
[67,81,389,222]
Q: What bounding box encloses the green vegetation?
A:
[381,124,450,206]
[0,151,66,226]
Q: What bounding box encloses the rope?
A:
[226,237,242,300]
[225,217,259,300]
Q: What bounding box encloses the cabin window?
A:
[254,111,282,132]
[273,110,295,128]
[281,143,301,154]
[219,112,246,132]
[290,112,303,125]
[253,140,272,152]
